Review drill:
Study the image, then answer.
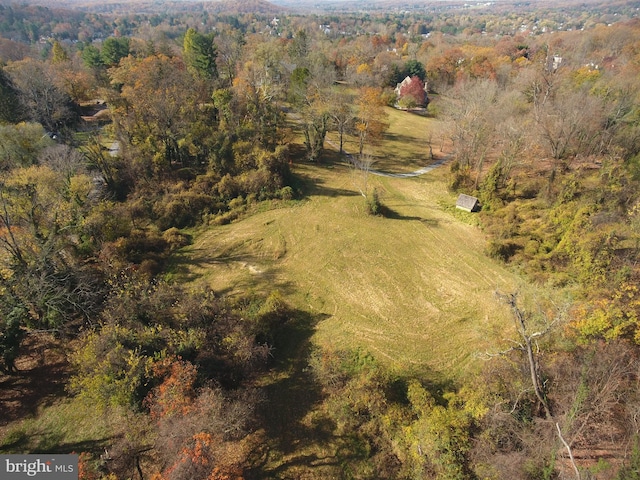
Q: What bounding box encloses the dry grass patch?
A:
[174,159,524,380]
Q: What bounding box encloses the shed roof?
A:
[456,194,480,212]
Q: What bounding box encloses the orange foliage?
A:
[145,357,198,419]
[184,432,214,465]
[207,466,245,480]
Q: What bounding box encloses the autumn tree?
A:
[0,66,23,124]
[6,58,78,131]
[329,88,355,155]
[529,71,608,183]
[0,123,53,170]
[231,39,285,150]
[443,79,499,189]
[355,86,389,157]
[397,76,427,108]
[214,26,244,88]
[0,162,100,372]
[108,54,204,173]
[51,40,69,64]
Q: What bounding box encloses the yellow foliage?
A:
[356,63,372,75]
[572,282,640,343]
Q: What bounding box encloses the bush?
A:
[279,186,294,200]
[486,239,522,262]
[366,189,382,215]
[155,191,215,230]
[162,227,192,250]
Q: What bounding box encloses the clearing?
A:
[173,108,526,380]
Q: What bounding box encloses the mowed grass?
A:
[175,109,526,381]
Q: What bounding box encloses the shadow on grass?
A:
[379,204,440,226]
[245,308,334,479]
[0,336,67,429]
[1,429,117,455]
[288,160,360,199]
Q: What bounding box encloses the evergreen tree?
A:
[101,37,130,67]
[51,41,69,63]
[183,28,217,80]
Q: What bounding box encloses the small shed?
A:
[456,194,480,212]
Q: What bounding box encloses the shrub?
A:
[162,227,192,250]
[279,186,294,200]
[155,192,215,230]
[366,189,382,215]
[486,239,522,262]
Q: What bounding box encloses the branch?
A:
[556,422,581,480]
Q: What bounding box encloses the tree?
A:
[355,87,389,157]
[397,76,427,108]
[0,306,26,374]
[51,40,69,64]
[101,37,130,67]
[0,122,54,170]
[443,79,498,189]
[214,27,244,88]
[0,165,96,295]
[404,59,426,81]
[183,28,218,81]
[288,29,309,66]
[6,59,78,131]
[0,163,100,374]
[0,66,23,124]
[496,292,553,420]
[329,88,355,155]
[108,54,202,173]
[531,76,608,182]
[81,44,104,69]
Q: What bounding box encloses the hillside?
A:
[175,110,525,378]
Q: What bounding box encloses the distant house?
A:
[456,194,480,212]
[395,76,428,107]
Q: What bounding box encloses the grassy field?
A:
[173,108,525,381]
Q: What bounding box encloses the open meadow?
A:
[173,108,527,380]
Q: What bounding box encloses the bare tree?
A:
[350,153,376,198]
[443,79,499,189]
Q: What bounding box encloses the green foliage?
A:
[81,44,104,69]
[0,306,26,374]
[101,37,130,66]
[616,437,640,480]
[154,191,215,230]
[389,60,427,86]
[288,66,310,105]
[402,382,483,480]
[309,347,401,479]
[573,281,640,343]
[365,188,382,215]
[183,28,217,80]
[69,323,162,410]
[0,122,53,169]
[51,41,69,63]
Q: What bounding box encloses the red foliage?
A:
[398,76,427,106]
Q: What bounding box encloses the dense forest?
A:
[1,0,640,479]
